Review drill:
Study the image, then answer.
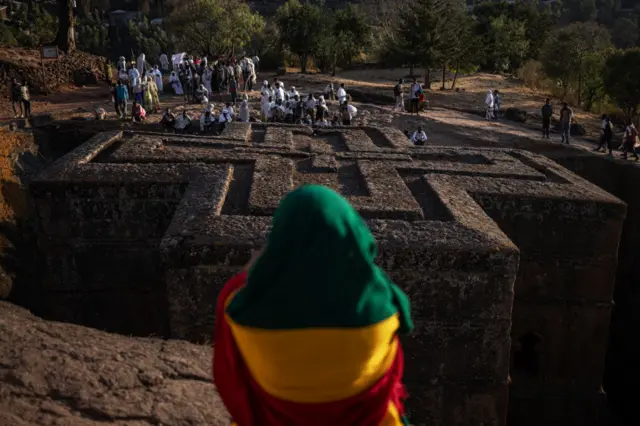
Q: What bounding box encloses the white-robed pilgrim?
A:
[239,99,250,122]
[169,71,184,95]
[160,54,169,72]
[153,66,163,92]
[136,53,146,77]
[128,67,140,88]
[203,67,213,94]
[484,90,494,120]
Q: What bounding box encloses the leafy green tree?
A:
[393,0,447,86]
[0,22,17,47]
[275,0,326,73]
[448,12,481,89]
[603,49,640,120]
[168,0,264,57]
[316,5,371,75]
[540,22,611,104]
[486,15,529,72]
[580,52,607,111]
[611,17,639,49]
[562,0,598,23]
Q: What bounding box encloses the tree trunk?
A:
[441,62,446,90]
[409,63,414,76]
[55,0,76,53]
[424,67,430,90]
[451,63,459,90]
[300,54,308,73]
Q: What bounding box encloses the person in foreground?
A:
[213,184,414,426]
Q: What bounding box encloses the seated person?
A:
[195,84,209,103]
[218,102,235,132]
[94,108,106,120]
[284,101,294,123]
[340,101,357,126]
[213,185,414,426]
[131,101,146,122]
[330,115,340,126]
[174,110,192,134]
[411,126,428,146]
[271,100,286,122]
[161,109,176,132]
[200,109,216,132]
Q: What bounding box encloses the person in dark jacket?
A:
[114,80,129,119]
[594,115,613,155]
[541,98,553,139]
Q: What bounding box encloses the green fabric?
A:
[226,185,413,333]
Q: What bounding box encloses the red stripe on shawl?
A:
[212,272,407,426]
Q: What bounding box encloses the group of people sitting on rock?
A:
[259,79,357,126]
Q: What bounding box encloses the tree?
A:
[540,22,611,104]
[604,49,640,120]
[448,12,481,90]
[486,15,529,72]
[316,5,371,75]
[168,0,263,57]
[275,0,326,73]
[55,0,76,52]
[393,0,448,86]
[611,17,639,49]
[563,0,598,23]
[0,22,17,47]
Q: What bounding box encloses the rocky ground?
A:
[0,301,230,425]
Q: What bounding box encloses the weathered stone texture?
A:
[0,301,229,425]
[30,124,626,426]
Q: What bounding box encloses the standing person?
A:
[411,126,428,146]
[393,79,404,112]
[229,77,238,106]
[10,78,23,118]
[114,80,129,119]
[152,65,163,92]
[160,53,169,74]
[20,80,31,118]
[409,78,421,115]
[493,90,501,120]
[622,120,639,161]
[324,83,335,100]
[541,98,553,139]
[203,65,213,94]
[337,83,347,105]
[484,90,494,121]
[169,71,184,95]
[212,185,414,426]
[239,96,250,122]
[594,116,613,155]
[305,93,316,119]
[559,102,573,144]
[260,92,271,122]
[252,53,260,73]
[594,115,608,152]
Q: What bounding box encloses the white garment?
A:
[174,115,191,130]
[203,67,213,93]
[289,89,299,99]
[410,83,421,100]
[200,113,215,131]
[239,100,250,122]
[411,131,428,144]
[252,56,260,65]
[275,87,285,102]
[136,54,146,77]
[347,104,357,117]
[160,54,169,71]
[485,91,494,108]
[153,69,163,92]
[337,87,347,104]
[128,68,140,87]
[169,72,183,95]
[117,57,126,71]
[305,98,316,110]
[219,107,235,123]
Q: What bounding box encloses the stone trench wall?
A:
[30,124,626,426]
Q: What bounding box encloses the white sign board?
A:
[41,46,59,60]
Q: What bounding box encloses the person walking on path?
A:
[559,102,573,144]
[114,80,129,119]
[594,116,614,156]
[393,79,404,112]
[541,98,553,139]
[20,81,31,118]
[621,120,640,161]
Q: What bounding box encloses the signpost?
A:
[40,45,60,95]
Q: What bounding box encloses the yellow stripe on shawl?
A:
[226,313,400,404]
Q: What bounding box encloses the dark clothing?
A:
[342,118,351,126]
[410,98,419,114]
[596,122,613,154]
[22,100,31,117]
[542,117,551,138]
[541,104,552,119]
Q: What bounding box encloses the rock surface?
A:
[0,301,230,425]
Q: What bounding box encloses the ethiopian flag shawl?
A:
[213,185,414,426]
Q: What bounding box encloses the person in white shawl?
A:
[159,53,169,73]
[260,93,271,122]
[203,66,213,94]
[274,82,285,103]
[169,71,184,95]
[261,80,272,97]
[337,83,347,105]
[239,97,250,122]
[411,126,428,146]
[136,53,146,78]
[484,90,494,121]
[117,56,127,72]
[288,86,299,100]
[200,109,215,132]
[152,66,163,92]
[128,65,140,88]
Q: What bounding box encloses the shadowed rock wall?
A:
[30,125,625,426]
[0,301,229,425]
